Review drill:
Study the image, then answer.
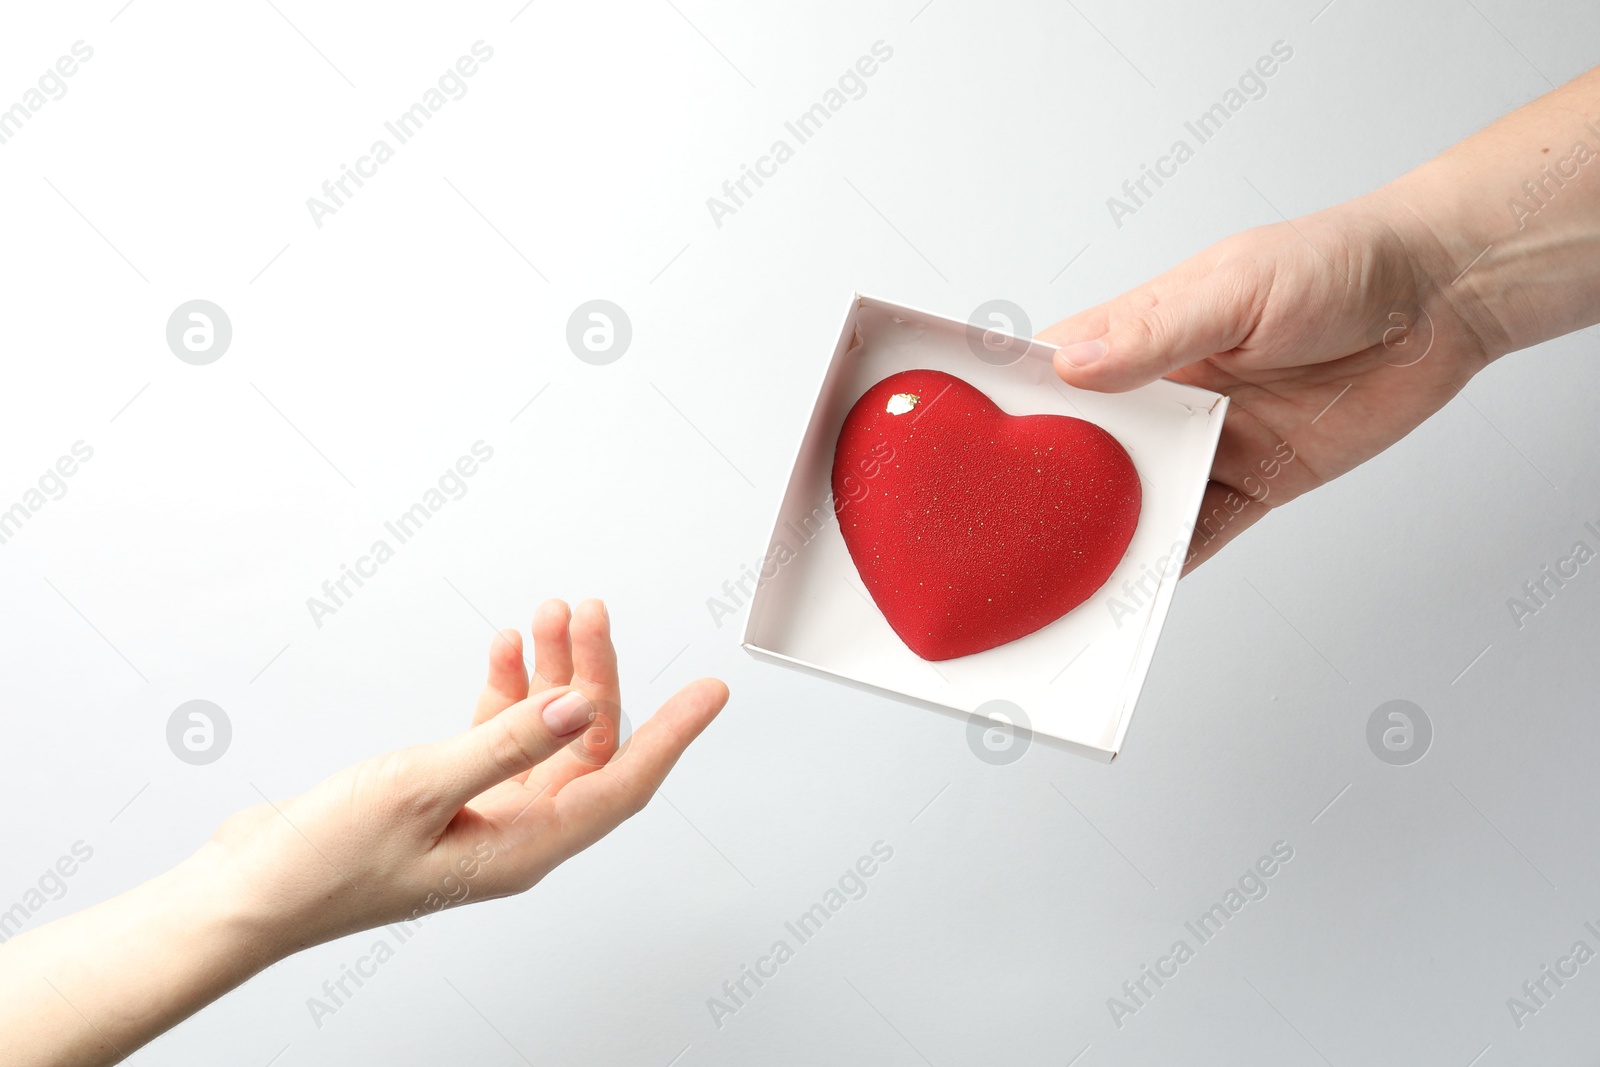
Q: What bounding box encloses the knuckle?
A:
[370,752,438,824]
[486,719,544,778]
[599,764,653,819]
[619,771,657,817]
[1122,312,1163,354]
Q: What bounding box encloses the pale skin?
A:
[7,68,1600,1067]
[0,598,728,1066]
[1044,65,1600,570]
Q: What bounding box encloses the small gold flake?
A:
[886,392,920,415]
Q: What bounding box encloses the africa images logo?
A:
[704,41,894,228]
[1104,40,1294,228]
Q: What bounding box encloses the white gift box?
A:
[742,294,1227,761]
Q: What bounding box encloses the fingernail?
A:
[543,691,594,735]
[1057,339,1107,368]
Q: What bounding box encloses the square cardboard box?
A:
[742,294,1227,761]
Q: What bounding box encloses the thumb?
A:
[426,686,596,813]
[1048,278,1252,393]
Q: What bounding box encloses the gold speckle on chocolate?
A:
[885,392,920,415]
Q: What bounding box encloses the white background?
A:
[2,1,1599,1064]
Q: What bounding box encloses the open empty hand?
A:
[0,599,729,1067]
[211,598,729,951]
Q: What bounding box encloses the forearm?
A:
[1376,65,1600,356]
[0,845,282,1067]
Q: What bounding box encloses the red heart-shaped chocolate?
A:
[832,369,1141,661]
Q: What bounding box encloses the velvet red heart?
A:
[832,369,1141,661]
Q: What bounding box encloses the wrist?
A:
[1367,72,1600,358]
[1352,180,1511,366]
[162,845,292,983]
[202,799,375,958]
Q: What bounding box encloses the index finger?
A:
[542,678,728,859]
